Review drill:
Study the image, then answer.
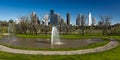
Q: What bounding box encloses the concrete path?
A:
[0,40,119,55]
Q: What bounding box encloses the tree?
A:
[100,16,111,35]
[110,24,120,35]
[20,16,28,34]
[81,15,86,36]
[0,21,8,33]
[8,19,14,23]
[30,12,40,35]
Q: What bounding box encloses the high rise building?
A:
[15,19,20,24]
[50,10,61,26]
[50,10,54,14]
[88,12,92,26]
[76,14,80,26]
[61,18,65,25]
[92,17,96,25]
[43,14,49,26]
[66,13,70,25]
[31,12,39,25]
[51,14,60,26]
[50,10,54,25]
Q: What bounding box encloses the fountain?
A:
[0,14,105,49]
[8,23,16,44]
[8,23,13,39]
[42,14,62,45]
[0,23,104,48]
[51,26,62,45]
[8,23,12,35]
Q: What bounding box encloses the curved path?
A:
[0,39,119,55]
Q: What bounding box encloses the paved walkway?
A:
[0,39,119,55]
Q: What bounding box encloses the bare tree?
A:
[100,16,111,35]
[16,16,29,34]
[81,15,86,36]
[30,12,40,35]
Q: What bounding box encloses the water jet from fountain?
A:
[51,26,62,45]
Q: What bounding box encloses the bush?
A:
[109,26,120,35]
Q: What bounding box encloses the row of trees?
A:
[0,14,120,36]
[15,15,112,36]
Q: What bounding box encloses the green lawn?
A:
[16,34,105,39]
[0,40,119,60]
[16,34,51,38]
[0,34,119,60]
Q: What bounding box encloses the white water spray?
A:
[51,26,62,45]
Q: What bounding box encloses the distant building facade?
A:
[60,18,65,25]
[88,12,92,26]
[76,14,81,26]
[50,10,54,25]
[31,12,40,25]
[15,19,20,24]
[66,13,70,25]
[92,17,96,25]
[50,10,61,26]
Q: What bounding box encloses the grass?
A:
[16,33,105,39]
[16,34,51,38]
[0,34,119,60]
[0,40,119,60]
[0,35,3,40]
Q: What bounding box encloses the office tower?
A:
[50,10,61,26]
[51,14,61,26]
[88,12,92,26]
[92,17,96,25]
[50,10,54,14]
[31,12,39,25]
[76,14,80,26]
[50,10,54,25]
[56,14,61,26]
[66,13,70,25]
[61,18,65,25]
[55,14,61,25]
[43,14,49,26]
[15,19,20,24]
[37,17,40,25]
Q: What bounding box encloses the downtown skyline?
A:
[0,0,120,25]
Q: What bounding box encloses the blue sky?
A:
[0,0,120,24]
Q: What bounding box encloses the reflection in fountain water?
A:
[0,37,104,48]
[8,23,17,45]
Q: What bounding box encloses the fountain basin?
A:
[0,36,105,49]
